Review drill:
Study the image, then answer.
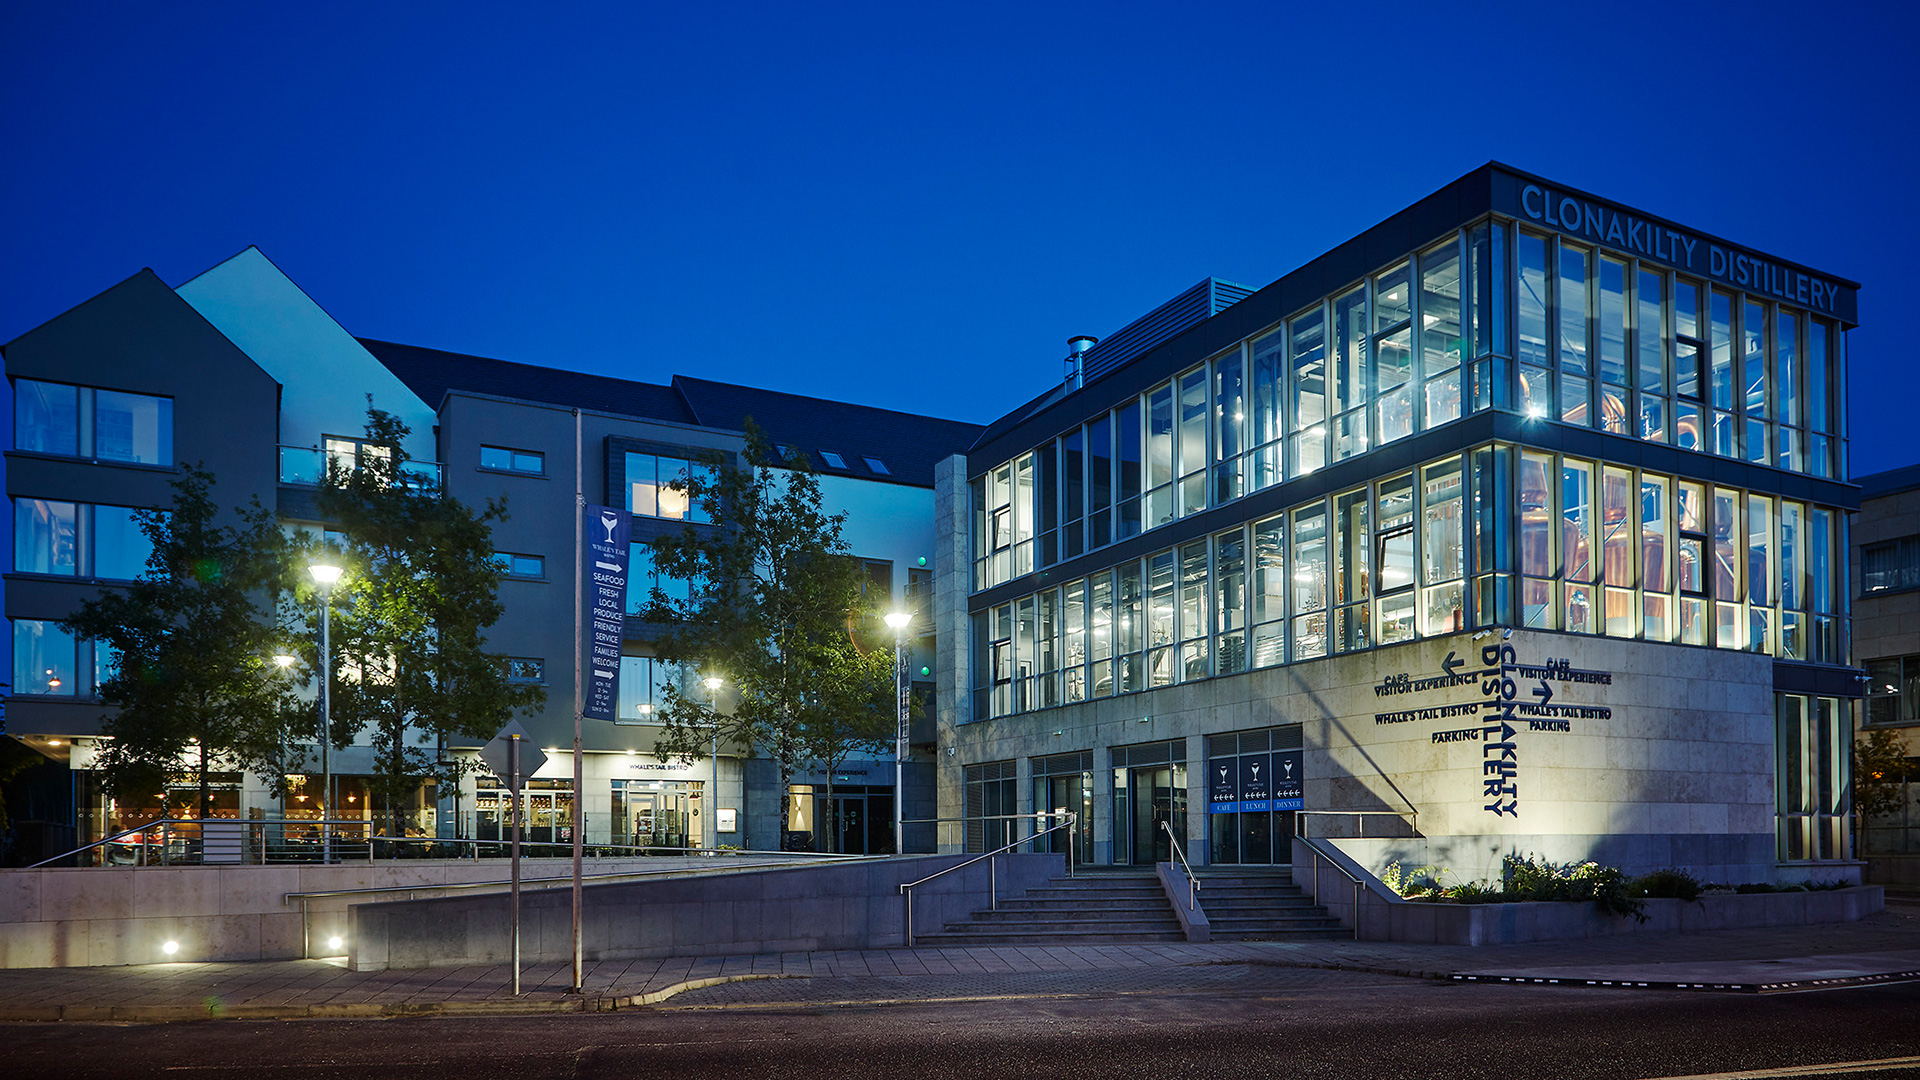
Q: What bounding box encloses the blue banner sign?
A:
[1272,749,1303,811]
[581,504,631,722]
[1209,758,1238,811]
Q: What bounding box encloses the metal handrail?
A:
[29,821,831,869]
[27,817,383,869]
[1295,808,1420,838]
[1160,819,1199,911]
[899,812,1076,947]
[1295,834,1365,934]
[283,851,880,959]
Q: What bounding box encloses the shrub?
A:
[1381,861,1448,898]
[1631,868,1703,901]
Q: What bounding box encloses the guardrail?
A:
[1294,808,1420,839]
[899,813,1075,947]
[28,820,786,869]
[282,848,877,958]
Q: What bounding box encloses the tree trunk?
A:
[197,737,211,821]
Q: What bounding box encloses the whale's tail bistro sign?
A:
[581,504,631,723]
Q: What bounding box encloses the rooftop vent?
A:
[1079,278,1254,386]
[1063,335,1100,390]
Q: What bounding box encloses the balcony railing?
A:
[279,446,443,491]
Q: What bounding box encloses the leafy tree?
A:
[306,406,544,834]
[63,467,298,819]
[647,424,895,852]
[1853,726,1916,855]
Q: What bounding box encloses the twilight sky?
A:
[4,1,1917,475]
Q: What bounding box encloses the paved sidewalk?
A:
[1,901,1915,1022]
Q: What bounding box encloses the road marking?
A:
[1640,1055,1920,1079]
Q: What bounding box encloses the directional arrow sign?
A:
[1532,679,1554,706]
[1440,651,1464,677]
[479,721,547,789]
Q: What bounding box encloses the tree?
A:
[63,467,299,820]
[647,424,895,852]
[307,406,545,834]
[1853,726,1916,856]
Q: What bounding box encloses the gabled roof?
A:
[672,376,983,488]
[359,339,698,425]
[359,339,984,488]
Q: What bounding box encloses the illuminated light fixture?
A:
[703,676,723,692]
[273,653,295,669]
[919,666,930,677]
[309,563,343,587]
[916,556,927,567]
[625,749,637,756]
[1472,629,1494,641]
[48,739,62,747]
[162,940,180,956]
[885,611,911,630]
[327,935,344,951]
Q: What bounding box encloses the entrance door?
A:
[1126,766,1187,865]
[833,794,864,854]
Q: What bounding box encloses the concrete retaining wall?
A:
[1293,836,1884,945]
[349,853,1065,971]
[0,856,792,969]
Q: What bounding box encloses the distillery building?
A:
[932,162,1863,885]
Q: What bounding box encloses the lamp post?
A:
[309,563,342,863]
[885,611,911,855]
[702,675,723,852]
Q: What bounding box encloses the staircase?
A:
[912,869,1186,946]
[1193,867,1349,940]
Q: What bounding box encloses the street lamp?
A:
[703,675,723,852]
[885,611,911,855]
[309,562,342,863]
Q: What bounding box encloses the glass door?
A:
[1126,765,1187,864]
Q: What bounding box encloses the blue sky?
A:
[4,1,1916,474]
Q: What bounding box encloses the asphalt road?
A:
[9,967,1920,1079]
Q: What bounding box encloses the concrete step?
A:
[958,916,1183,934]
[914,928,1188,946]
[1209,926,1352,941]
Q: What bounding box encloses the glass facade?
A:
[972,445,1847,719]
[972,219,1848,595]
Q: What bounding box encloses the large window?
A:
[14,500,155,580]
[13,620,83,697]
[1866,655,1920,727]
[1777,694,1849,862]
[615,655,681,723]
[1863,537,1920,595]
[626,452,713,523]
[15,380,172,465]
[480,445,544,474]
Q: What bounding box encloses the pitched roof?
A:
[359,339,984,487]
[672,376,983,487]
[359,338,697,424]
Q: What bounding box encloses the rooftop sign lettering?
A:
[1500,175,1856,323]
